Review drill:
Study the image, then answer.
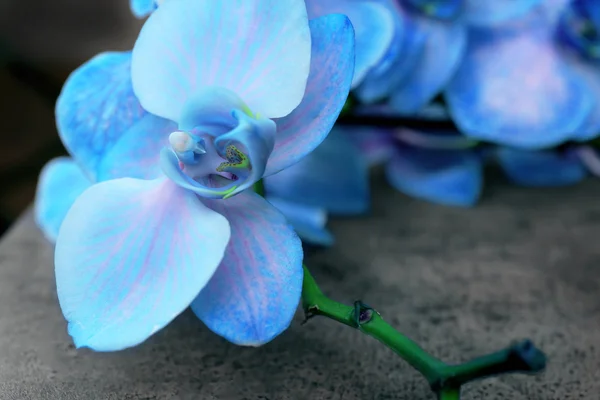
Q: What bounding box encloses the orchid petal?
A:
[264,131,369,215]
[130,0,156,18]
[340,125,395,166]
[463,0,544,26]
[192,191,303,346]
[356,13,426,103]
[305,0,394,87]
[97,113,177,181]
[496,147,587,186]
[55,178,231,351]
[56,51,162,181]
[445,27,593,148]
[265,14,355,175]
[34,158,92,243]
[389,13,466,114]
[267,197,334,247]
[131,0,311,120]
[386,145,483,207]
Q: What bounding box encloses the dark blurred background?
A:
[0,0,144,234]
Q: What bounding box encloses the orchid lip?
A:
[160,97,276,200]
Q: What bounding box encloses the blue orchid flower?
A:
[304,0,396,88]
[263,130,369,247]
[44,0,355,351]
[355,0,543,114]
[445,0,600,148]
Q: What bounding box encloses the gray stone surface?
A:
[1,172,599,399]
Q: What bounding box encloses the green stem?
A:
[301,265,546,398]
[438,388,460,400]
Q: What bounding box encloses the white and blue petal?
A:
[34,158,92,243]
[389,11,466,114]
[191,191,303,346]
[496,147,587,186]
[386,145,483,207]
[131,0,311,120]
[55,178,231,351]
[445,27,594,148]
[305,0,394,87]
[97,113,176,181]
[463,0,544,26]
[266,197,334,247]
[56,51,160,181]
[266,14,355,175]
[264,131,369,215]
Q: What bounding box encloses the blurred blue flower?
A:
[344,126,588,207]
[305,0,396,88]
[446,0,600,148]
[40,0,355,351]
[263,131,370,246]
[495,146,587,186]
[356,0,543,114]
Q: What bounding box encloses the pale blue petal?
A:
[386,145,483,207]
[265,14,355,175]
[130,0,156,18]
[356,12,426,103]
[389,13,466,114]
[266,197,334,247]
[56,51,157,181]
[496,147,587,186]
[306,0,394,87]
[445,27,594,148]
[131,0,311,120]
[97,113,177,181]
[463,0,544,26]
[264,131,369,215]
[55,178,231,351]
[34,158,92,243]
[192,191,303,346]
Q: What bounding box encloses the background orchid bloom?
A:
[345,125,588,207]
[44,0,355,351]
[304,0,397,88]
[263,131,369,247]
[445,0,600,148]
[355,0,544,115]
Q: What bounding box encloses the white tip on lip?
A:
[169,131,194,153]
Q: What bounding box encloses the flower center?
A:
[159,87,276,200]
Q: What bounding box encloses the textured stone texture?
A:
[1,172,599,399]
